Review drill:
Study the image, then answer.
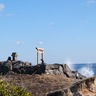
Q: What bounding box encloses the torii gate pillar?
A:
[36,47,44,64]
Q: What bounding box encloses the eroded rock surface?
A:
[45,64,85,79]
[0,61,85,79]
[1,74,96,96]
[0,60,85,79]
[47,77,96,96]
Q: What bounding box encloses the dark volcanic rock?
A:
[0,61,86,80]
[45,64,85,79]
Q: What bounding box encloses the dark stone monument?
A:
[11,52,18,61]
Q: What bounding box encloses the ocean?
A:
[68,63,96,77]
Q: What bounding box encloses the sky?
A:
[0,0,96,64]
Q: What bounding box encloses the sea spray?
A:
[78,64,94,77]
[64,58,74,70]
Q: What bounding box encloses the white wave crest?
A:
[78,64,94,77]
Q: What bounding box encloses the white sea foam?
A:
[78,64,94,77]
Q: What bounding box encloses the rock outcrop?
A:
[45,64,85,79]
[0,61,85,79]
[0,60,95,96]
[47,77,96,96]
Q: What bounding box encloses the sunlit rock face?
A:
[45,64,86,79]
[47,77,96,96]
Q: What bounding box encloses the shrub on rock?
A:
[0,79,32,96]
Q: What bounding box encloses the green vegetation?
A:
[0,79,32,96]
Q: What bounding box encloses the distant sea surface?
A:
[68,63,96,77]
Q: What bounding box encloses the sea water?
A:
[70,63,96,77]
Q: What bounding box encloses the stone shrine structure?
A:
[36,47,44,64]
[11,52,18,61]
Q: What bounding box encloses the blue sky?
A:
[0,0,96,64]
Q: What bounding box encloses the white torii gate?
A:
[36,47,44,64]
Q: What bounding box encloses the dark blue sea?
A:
[68,63,96,77]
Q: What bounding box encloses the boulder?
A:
[45,64,63,75]
[45,64,77,78]
[72,71,86,79]
[12,61,25,68]
[62,64,75,78]
[25,62,32,66]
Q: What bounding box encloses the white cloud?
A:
[0,3,5,11]
[38,41,43,45]
[16,41,24,45]
[86,0,95,5]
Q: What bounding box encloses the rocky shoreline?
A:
[0,60,85,79]
[0,58,96,96]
